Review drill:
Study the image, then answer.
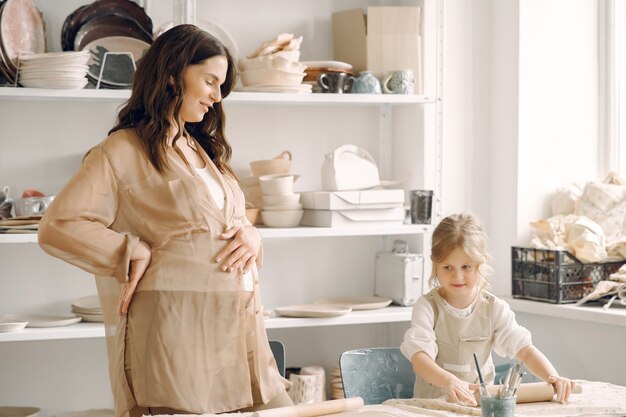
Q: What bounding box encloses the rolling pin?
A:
[252,397,364,417]
[483,382,583,403]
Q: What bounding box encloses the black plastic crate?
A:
[511,247,623,304]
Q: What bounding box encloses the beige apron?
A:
[413,290,496,399]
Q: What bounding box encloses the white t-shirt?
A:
[195,165,225,210]
[195,165,253,291]
[400,290,532,362]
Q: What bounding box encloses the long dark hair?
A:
[110,24,237,176]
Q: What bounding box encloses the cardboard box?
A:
[332,6,422,93]
[301,207,405,227]
[300,189,404,210]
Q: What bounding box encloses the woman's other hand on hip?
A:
[119,240,152,316]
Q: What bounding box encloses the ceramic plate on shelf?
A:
[1,313,81,328]
[301,61,353,70]
[154,19,238,60]
[55,409,114,417]
[0,320,28,332]
[274,304,352,318]
[313,296,392,310]
[0,407,40,417]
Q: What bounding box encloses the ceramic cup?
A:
[382,69,415,94]
[480,396,516,417]
[288,373,318,404]
[349,71,382,94]
[409,190,433,224]
[318,72,352,94]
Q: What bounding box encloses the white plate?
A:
[19,78,88,89]
[313,296,392,310]
[301,61,353,70]
[0,406,40,417]
[1,313,81,328]
[73,313,104,323]
[274,304,352,318]
[155,19,239,60]
[236,84,313,94]
[71,295,101,310]
[55,409,114,417]
[0,320,28,332]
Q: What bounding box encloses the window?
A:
[603,0,626,178]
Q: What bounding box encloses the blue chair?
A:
[339,347,415,404]
[494,363,512,384]
[269,340,286,377]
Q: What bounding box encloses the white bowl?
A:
[239,55,306,73]
[262,193,300,207]
[263,203,303,211]
[259,174,298,195]
[240,69,306,87]
[273,50,301,62]
[261,209,303,228]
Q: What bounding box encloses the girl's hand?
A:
[547,376,575,403]
[445,376,478,406]
[119,240,152,316]
[216,225,261,274]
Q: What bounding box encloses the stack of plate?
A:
[237,33,311,94]
[71,295,103,322]
[61,0,153,89]
[18,51,90,89]
[330,366,344,399]
[0,0,46,85]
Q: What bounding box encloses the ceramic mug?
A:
[349,71,382,94]
[382,69,414,94]
[318,72,352,94]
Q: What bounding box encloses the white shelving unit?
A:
[0,307,414,343]
[0,0,442,413]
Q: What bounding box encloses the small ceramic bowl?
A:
[245,208,261,225]
[259,174,298,196]
[262,193,300,207]
[240,69,306,87]
[261,209,303,228]
[250,151,292,177]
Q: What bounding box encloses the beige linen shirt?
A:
[38,129,288,417]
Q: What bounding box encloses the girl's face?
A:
[435,246,481,308]
[179,55,228,123]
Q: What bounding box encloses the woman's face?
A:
[179,55,228,123]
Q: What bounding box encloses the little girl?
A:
[400,213,576,406]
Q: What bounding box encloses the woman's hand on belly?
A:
[119,240,152,316]
[215,225,261,274]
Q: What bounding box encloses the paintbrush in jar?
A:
[473,353,490,398]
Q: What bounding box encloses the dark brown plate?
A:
[74,14,152,52]
[61,0,152,51]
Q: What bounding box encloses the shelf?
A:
[503,296,626,328]
[0,225,431,244]
[0,322,104,342]
[0,87,437,105]
[265,305,412,329]
[0,306,412,342]
[0,234,38,243]
[258,224,431,238]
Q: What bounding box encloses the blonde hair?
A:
[429,213,493,289]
